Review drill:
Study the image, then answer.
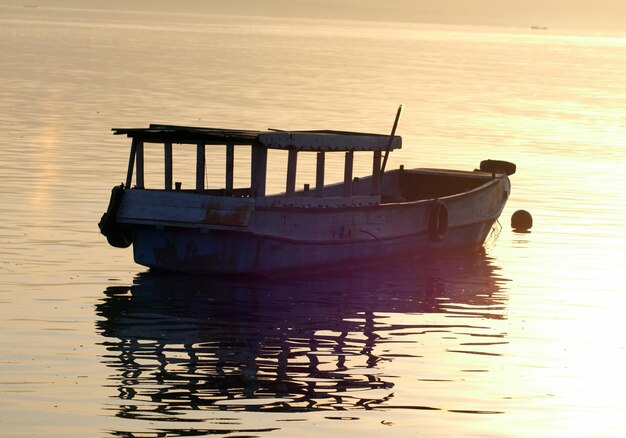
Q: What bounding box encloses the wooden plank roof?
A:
[112,124,401,152]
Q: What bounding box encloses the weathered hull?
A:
[113,169,510,275]
[131,219,495,275]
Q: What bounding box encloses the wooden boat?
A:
[99,119,515,275]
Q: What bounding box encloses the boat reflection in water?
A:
[96,250,508,428]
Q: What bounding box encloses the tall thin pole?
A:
[379,104,403,182]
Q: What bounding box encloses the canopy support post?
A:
[343,151,354,197]
[135,140,144,189]
[196,143,205,192]
[286,148,298,197]
[371,150,381,195]
[164,142,172,191]
[251,144,267,197]
[125,138,138,188]
[225,143,234,195]
[315,151,325,197]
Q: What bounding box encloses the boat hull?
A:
[108,168,510,275]
[131,219,496,275]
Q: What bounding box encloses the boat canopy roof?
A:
[113,124,402,152]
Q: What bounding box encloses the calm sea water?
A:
[2,6,626,437]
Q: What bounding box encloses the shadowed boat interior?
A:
[134,168,493,205]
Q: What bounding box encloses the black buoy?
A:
[511,209,533,232]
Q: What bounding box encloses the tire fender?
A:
[428,200,448,243]
[99,184,133,248]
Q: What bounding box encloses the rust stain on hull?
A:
[202,204,251,227]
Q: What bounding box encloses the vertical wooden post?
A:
[125,138,138,188]
[164,142,173,191]
[371,150,381,195]
[196,143,205,192]
[251,144,267,197]
[315,151,325,197]
[225,143,234,195]
[135,140,144,189]
[286,148,298,197]
[343,151,354,197]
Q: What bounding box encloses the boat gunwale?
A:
[116,169,507,216]
[115,171,508,238]
[256,182,497,212]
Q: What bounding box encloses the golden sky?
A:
[4,0,626,30]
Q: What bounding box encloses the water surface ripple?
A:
[96,253,508,435]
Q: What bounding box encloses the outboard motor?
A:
[479,159,516,176]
